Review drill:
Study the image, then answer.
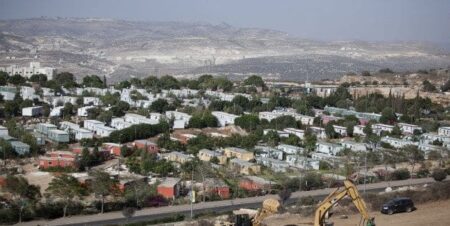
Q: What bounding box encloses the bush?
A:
[298,196,316,206]
[431,169,447,182]
[416,168,430,178]
[389,168,411,180]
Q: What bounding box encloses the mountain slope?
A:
[0,18,448,81]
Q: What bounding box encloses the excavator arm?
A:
[314,180,375,226]
[252,198,281,226]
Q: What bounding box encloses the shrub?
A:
[431,169,447,182]
[416,168,430,178]
[389,168,411,180]
[445,167,450,175]
[298,196,316,206]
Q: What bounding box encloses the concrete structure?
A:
[0,62,55,79]
[277,144,304,155]
[285,155,320,170]
[47,129,70,143]
[83,120,105,131]
[197,149,227,165]
[229,158,261,175]
[438,127,450,137]
[256,157,290,172]
[0,126,8,137]
[77,106,95,117]
[133,140,159,154]
[212,111,238,127]
[35,123,57,135]
[223,147,254,161]
[332,125,347,137]
[111,118,133,130]
[372,123,394,135]
[315,141,344,156]
[94,125,116,137]
[353,125,366,136]
[39,151,77,169]
[381,136,418,149]
[22,106,43,117]
[397,123,422,135]
[10,141,30,155]
[283,128,305,139]
[239,176,273,192]
[157,177,182,199]
[163,151,192,164]
[342,140,368,152]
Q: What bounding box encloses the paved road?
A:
[17,178,437,226]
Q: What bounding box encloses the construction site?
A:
[175,179,450,226]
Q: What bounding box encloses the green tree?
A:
[264,130,280,147]
[46,174,86,217]
[29,74,48,85]
[325,123,337,139]
[402,145,424,176]
[303,129,317,153]
[243,75,265,87]
[0,71,8,85]
[234,114,260,131]
[422,80,437,92]
[89,170,118,213]
[390,125,402,138]
[149,98,170,113]
[82,75,105,88]
[3,175,41,223]
[8,74,26,85]
[54,72,77,88]
[431,169,447,182]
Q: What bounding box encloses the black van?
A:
[381,197,415,215]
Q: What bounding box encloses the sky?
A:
[0,0,449,44]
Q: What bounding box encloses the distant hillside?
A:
[0,18,449,81]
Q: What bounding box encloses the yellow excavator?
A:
[251,179,375,226]
[251,198,282,226]
[314,179,375,226]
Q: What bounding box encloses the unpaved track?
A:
[265,199,450,226]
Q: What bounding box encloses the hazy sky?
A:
[1,0,449,43]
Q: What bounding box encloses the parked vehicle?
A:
[381,197,415,215]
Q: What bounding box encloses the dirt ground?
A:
[265,199,450,226]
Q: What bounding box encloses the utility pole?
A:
[190,167,194,219]
[364,151,367,194]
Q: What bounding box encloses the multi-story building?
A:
[0,62,55,79]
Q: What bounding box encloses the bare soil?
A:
[265,199,450,226]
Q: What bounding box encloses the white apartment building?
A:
[212,111,238,127]
[397,123,422,135]
[332,125,347,137]
[341,140,368,152]
[83,97,102,106]
[77,106,95,117]
[83,120,105,132]
[315,141,344,156]
[438,127,450,137]
[372,123,394,135]
[22,106,43,117]
[353,125,366,136]
[94,125,116,137]
[380,136,418,149]
[283,128,305,139]
[0,62,55,79]
[124,113,159,125]
[111,118,133,130]
[277,144,304,155]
